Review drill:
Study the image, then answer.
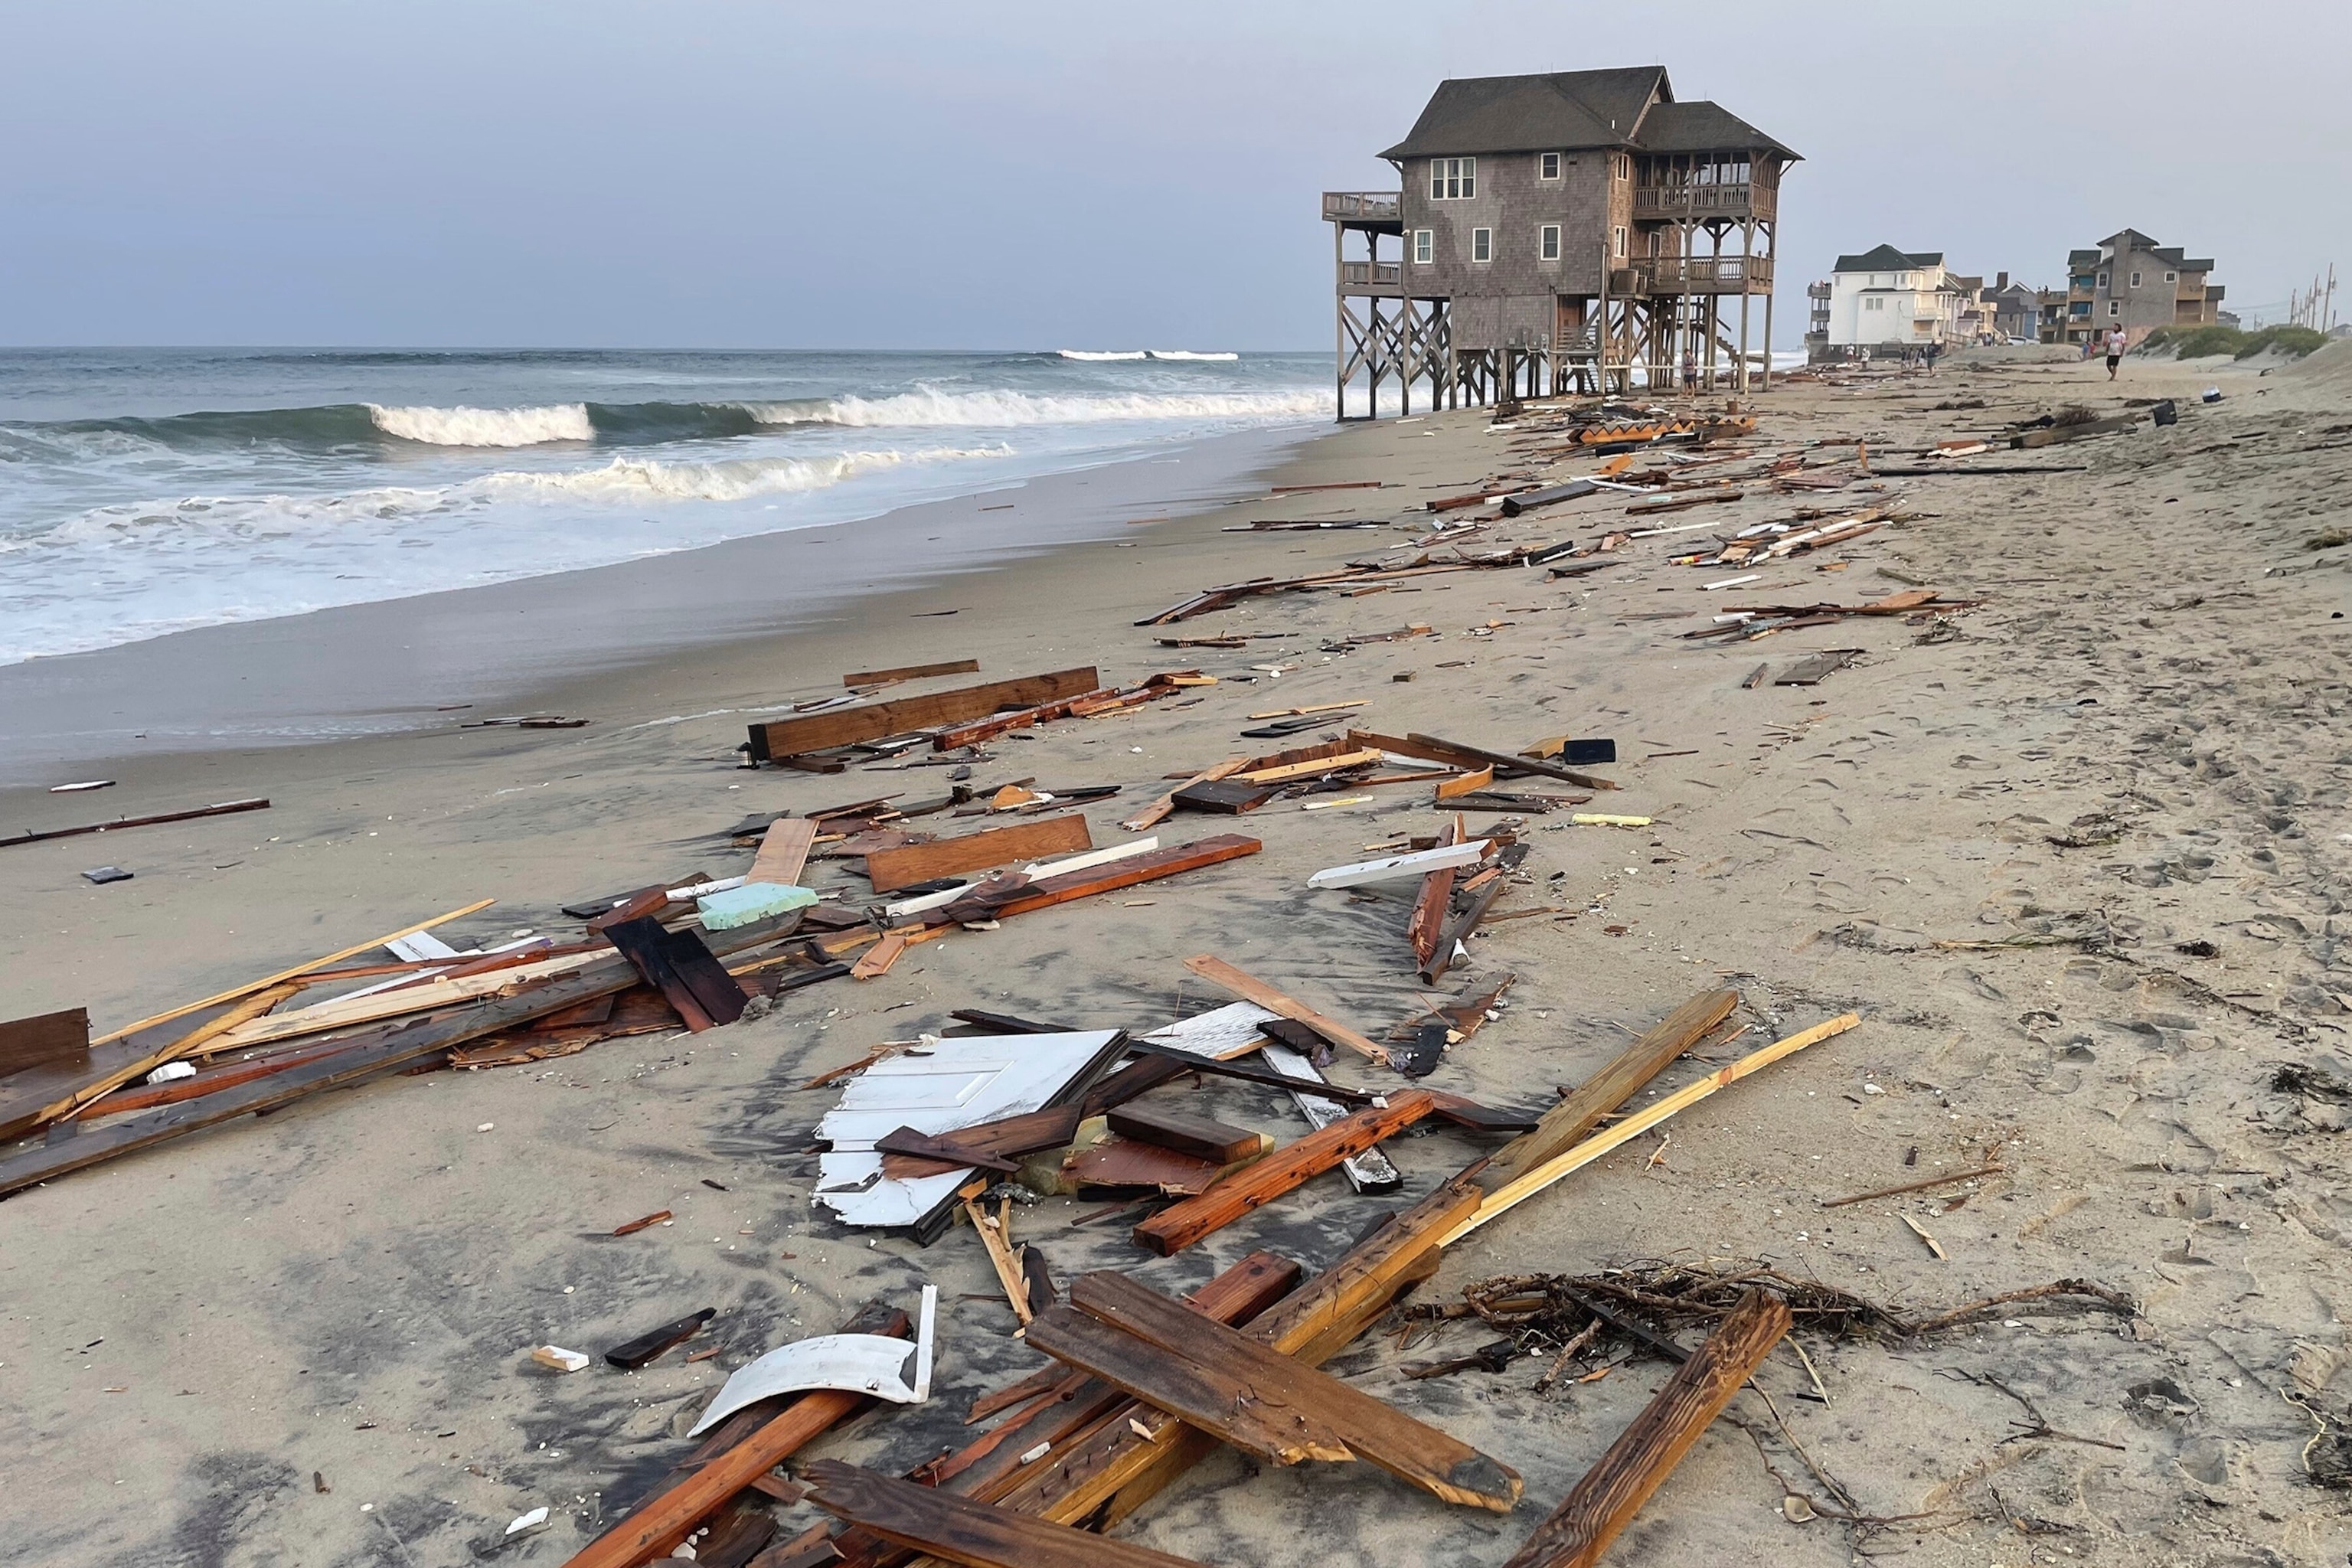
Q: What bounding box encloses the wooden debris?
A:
[1447,1014,1860,1245]
[844,659,981,688]
[1308,840,1488,889]
[1122,759,1246,831]
[1030,1272,1521,1511]
[1406,821,1462,968]
[866,815,1091,893]
[613,1210,672,1236]
[1902,1213,1949,1259]
[604,918,749,1032]
[1235,747,1383,784]
[1,795,270,850]
[1169,778,1277,815]
[605,1307,715,1370]
[935,687,1120,751]
[1132,1089,1437,1255]
[851,933,910,980]
[801,1461,1207,1568]
[1349,729,1618,791]
[1823,1163,2004,1208]
[1487,991,1739,1185]
[965,1197,1035,1325]
[746,668,1099,763]
[1498,1290,1791,1567]
[936,836,1260,925]
[1181,955,1387,1065]
[1774,649,1864,686]
[1105,1104,1266,1165]
[746,818,817,887]
[1434,766,1495,800]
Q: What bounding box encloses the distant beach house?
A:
[1322,67,1799,415]
[1983,273,2042,342]
[2043,230,2224,346]
[1815,245,1973,359]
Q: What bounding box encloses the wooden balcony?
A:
[1338,259,1403,297]
[1612,255,1773,295]
[1632,183,1775,220]
[1323,191,1403,233]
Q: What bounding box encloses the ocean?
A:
[0,348,1331,666]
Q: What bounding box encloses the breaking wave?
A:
[748,387,1325,427]
[1057,349,1151,361]
[1148,350,1240,361]
[485,445,1011,503]
[368,402,594,446]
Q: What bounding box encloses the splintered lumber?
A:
[1131,1089,1438,1255]
[83,897,498,1051]
[936,836,1259,923]
[1446,1014,1860,1246]
[1105,1104,1265,1165]
[1121,759,1246,831]
[1235,747,1383,784]
[933,687,1117,751]
[1180,955,1387,1065]
[747,668,1100,761]
[1499,1289,1791,1568]
[603,918,749,1031]
[1407,821,1462,966]
[196,952,609,1053]
[1058,1279,1514,1514]
[844,659,981,688]
[866,815,1092,894]
[964,1199,1034,1325]
[851,933,910,980]
[561,1305,911,1568]
[799,1462,1206,1568]
[746,818,817,887]
[878,1106,1083,1178]
[1774,649,1864,686]
[1031,1272,1519,1511]
[1434,766,1494,801]
[0,795,270,850]
[970,1181,1478,1544]
[1485,990,1740,1187]
[1349,730,1618,792]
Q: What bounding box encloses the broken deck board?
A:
[1131,1089,1437,1255]
[1179,955,1387,1065]
[1485,989,1739,1187]
[746,818,818,887]
[800,1462,1207,1568]
[865,815,1092,894]
[936,837,1261,924]
[747,668,1099,761]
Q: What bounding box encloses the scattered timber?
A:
[844,659,981,687]
[1131,1089,1437,1255]
[1,796,270,850]
[865,815,1092,894]
[746,668,1100,763]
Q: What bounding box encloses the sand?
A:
[3,351,2350,1567]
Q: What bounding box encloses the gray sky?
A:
[6,0,2348,348]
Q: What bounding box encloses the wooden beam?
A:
[1482,989,1739,1188]
[1179,955,1387,1066]
[560,1306,912,1568]
[865,815,1092,894]
[937,837,1260,924]
[0,1008,89,1076]
[1406,819,1462,968]
[748,668,1100,761]
[844,659,981,688]
[1348,729,1619,791]
[800,1462,1209,1568]
[1131,1090,1436,1256]
[1039,1272,1520,1511]
[1233,747,1383,785]
[1446,1014,1860,1245]
[1499,1289,1791,1567]
[1104,1104,1264,1165]
[0,795,270,850]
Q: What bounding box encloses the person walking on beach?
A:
[2105,325,2126,380]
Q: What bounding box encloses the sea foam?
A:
[743,387,1323,428]
[368,402,595,446]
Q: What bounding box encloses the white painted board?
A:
[1307,841,1489,890]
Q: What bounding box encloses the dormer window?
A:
[1429,158,1476,199]
[1538,152,1561,180]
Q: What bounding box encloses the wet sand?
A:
[3,349,2350,1567]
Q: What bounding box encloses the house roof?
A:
[1833,243,1943,274]
[1630,100,1801,159]
[1380,68,1668,159]
[2067,249,2101,266]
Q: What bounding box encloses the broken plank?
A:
[936,836,1260,924]
[747,668,1099,762]
[1308,840,1488,889]
[561,1305,911,1568]
[1433,766,1494,801]
[1406,821,1462,968]
[802,1462,1208,1568]
[1179,955,1387,1065]
[0,1008,89,1078]
[843,659,981,688]
[1484,989,1740,1187]
[1054,1272,1521,1511]
[1130,1089,1437,1255]
[851,933,910,980]
[933,688,1118,751]
[1120,758,1246,832]
[1259,1039,1402,1193]
[1348,729,1618,791]
[1498,1290,1790,1568]
[865,815,1091,894]
[1105,1104,1265,1165]
[746,818,817,887]
[0,795,270,850]
[1233,747,1383,785]
[604,919,750,1032]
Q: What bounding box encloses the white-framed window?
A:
[1471,227,1492,263]
[1866,296,1884,311]
[1412,229,1433,265]
[2165,270,2178,283]
[1539,224,1561,261]
[1612,225,1627,259]
[2129,270,2142,288]
[2109,301,2122,316]
[1429,157,1476,199]
[1538,151,1561,181]
[2097,270,2110,288]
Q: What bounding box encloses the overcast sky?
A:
[6,0,2348,349]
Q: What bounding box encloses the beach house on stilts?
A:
[1324,67,1798,416]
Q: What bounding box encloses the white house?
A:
[1824,243,1969,352]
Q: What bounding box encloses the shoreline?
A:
[5,351,2350,1567]
[0,421,1322,789]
